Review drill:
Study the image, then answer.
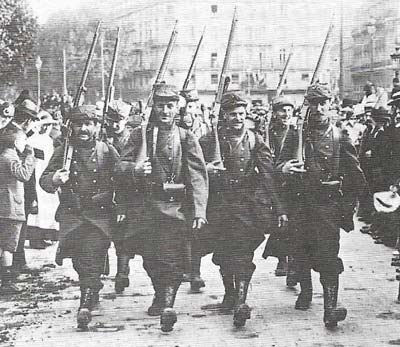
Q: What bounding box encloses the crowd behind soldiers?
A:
[1,76,400,334]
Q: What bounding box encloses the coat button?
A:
[100,206,104,209]
[168,157,172,161]
[296,192,301,196]
[92,159,96,162]
[73,171,78,175]
[239,168,244,172]
[93,169,97,173]
[240,158,244,161]
[324,156,328,160]
[93,179,97,183]
[73,160,77,164]
[325,145,330,149]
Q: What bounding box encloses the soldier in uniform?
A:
[40,105,120,330]
[115,84,208,332]
[104,100,134,294]
[263,96,295,278]
[202,92,287,328]
[179,89,210,292]
[277,84,366,327]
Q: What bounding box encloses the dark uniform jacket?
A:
[40,139,120,263]
[108,128,131,155]
[277,124,366,232]
[115,124,208,238]
[201,127,285,233]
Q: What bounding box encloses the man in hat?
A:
[40,105,120,330]
[0,102,15,131]
[262,95,297,284]
[10,97,41,274]
[202,91,287,328]
[179,88,210,292]
[277,84,366,327]
[104,99,134,294]
[115,84,208,332]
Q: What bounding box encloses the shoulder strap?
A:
[332,126,340,179]
[247,129,255,152]
[64,145,74,171]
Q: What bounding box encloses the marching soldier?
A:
[263,96,295,278]
[115,84,208,332]
[179,88,210,292]
[104,100,135,294]
[277,84,366,327]
[202,92,287,327]
[40,105,120,330]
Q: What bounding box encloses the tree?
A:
[0,0,38,83]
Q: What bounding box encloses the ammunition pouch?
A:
[150,182,186,202]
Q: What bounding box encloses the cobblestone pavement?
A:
[2,224,400,347]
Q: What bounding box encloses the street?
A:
[2,224,400,347]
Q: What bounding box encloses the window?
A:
[211,74,218,84]
[211,5,218,13]
[211,53,217,68]
[231,73,239,84]
[301,73,309,81]
[279,49,286,64]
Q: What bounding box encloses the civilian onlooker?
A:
[26,111,60,248]
[0,126,35,293]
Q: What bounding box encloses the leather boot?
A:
[115,255,130,294]
[0,266,22,295]
[190,251,205,293]
[295,269,312,310]
[286,256,298,288]
[77,288,95,330]
[233,275,252,328]
[148,278,164,316]
[160,284,179,332]
[275,257,288,277]
[321,276,347,328]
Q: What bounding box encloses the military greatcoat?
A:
[40,140,119,264]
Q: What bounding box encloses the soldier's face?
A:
[72,119,99,142]
[154,100,179,126]
[109,118,128,134]
[225,106,246,131]
[183,101,200,128]
[308,99,331,126]
[275,106,293,126]
[0,115,12,130]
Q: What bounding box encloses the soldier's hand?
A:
[116,214,126,223]
[278,214,289,228]
[192,217,207,231]
[134,158,152,177]
[52,169,70,185]
[206,161,226,174]
[282,159,306,174]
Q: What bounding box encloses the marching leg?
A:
[295,268,313,310]
[233,273,252,327]
[320,274,347,328]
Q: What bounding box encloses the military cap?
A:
[153,84,180,101]
[67,105,99,123]
[272,95,294,111]
[305,83,332,103]
[15,99,38,119]
[0,102,15,118]
[107,100,132,121]
[371,107,390,121]
[221,91,248,111]
[180,89,199,102]
[388,86,400,106]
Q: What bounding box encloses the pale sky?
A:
[28,0,368,25]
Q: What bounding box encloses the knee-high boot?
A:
[190,250,205,293]
[148,277,164,316]
[160,283,179,332]
[115,254,130,294]
[295,268,313,310]
[233,274,252,328]
[320,275,347,328]
[77,288,95,330]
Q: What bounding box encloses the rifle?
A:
[276,52,293,97]
[63,21,101,170]
[144,20,178,111]
[101,27,121,137]
[74,21,101,107]
[209,8,238,169]
[182,26,205,91]
[296,19,334,164]
[136,20,178,166]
